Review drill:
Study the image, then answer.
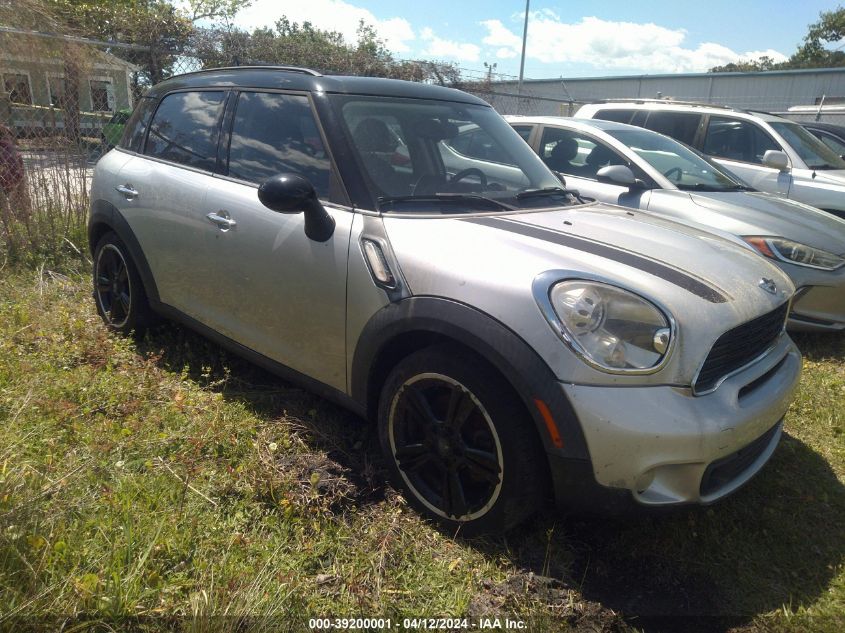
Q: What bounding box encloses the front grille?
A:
[700,422,781,497]
[694,302,789,394]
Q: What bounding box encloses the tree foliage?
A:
[189,17,462,85]
[710,5,845,72]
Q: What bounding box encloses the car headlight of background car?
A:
[744,236,845,271]
[539,279,673,373]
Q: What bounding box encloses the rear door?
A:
[700,115,791,196]
[200,90,353,391]
[117,89,228,321]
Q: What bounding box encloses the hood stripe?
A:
[464,216,728,303]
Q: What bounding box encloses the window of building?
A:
[3,72,32,105]
[48,75,69,108]
[89,79,114,112]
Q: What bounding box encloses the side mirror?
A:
[762,150,790,172]
[597,164,637,187]
[258,173,335,242]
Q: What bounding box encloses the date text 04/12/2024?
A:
[308,618,528,630]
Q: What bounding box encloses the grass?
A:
[0,266,842,632]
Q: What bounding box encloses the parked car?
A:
[505,116,845,332]
[575,100,845,219]
[800,121,845,159]
[100,108,131,149]
[89,67,801,533]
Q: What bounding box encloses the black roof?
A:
[799,120,845,135]
[145,66,489,106]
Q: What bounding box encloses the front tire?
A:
[93,231,152,334]
[378,345,546,535]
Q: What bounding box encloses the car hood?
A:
[687,191,845,255]
[383,201,794,386]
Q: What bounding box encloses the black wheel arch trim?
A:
[89,199,161,306]
[351,296,591,463]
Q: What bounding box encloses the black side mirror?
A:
[258,173,335,242]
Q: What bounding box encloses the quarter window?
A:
[120,97,157,152]
[226,92,331,198]
[145,91,226,171]
[512,125,534,142]
[644,112,702,145]
[702,116,780,165]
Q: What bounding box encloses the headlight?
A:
[744,236,845,271]
[547,280,673,372]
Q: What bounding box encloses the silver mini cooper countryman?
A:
[89,66,802,534]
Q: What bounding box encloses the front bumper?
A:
[784,264,845,332]
[555,334,801,507]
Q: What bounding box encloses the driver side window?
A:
[539,127,627,181]
[227,91,331,198]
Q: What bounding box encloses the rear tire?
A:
[93,231,153,334]
[377,344,546,535]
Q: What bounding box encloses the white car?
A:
[575,100,845,219]
[505,115,845,332]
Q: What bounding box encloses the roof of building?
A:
[493,66,845,85]
[146,66,489,105]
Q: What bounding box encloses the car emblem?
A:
[759,278,777,295]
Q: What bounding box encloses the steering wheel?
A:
[663,167,683,181]
[450,168,487,189]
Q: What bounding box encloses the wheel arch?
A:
[350,296,590,463]
[89,199,161,306]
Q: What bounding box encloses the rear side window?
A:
[702,116,780,164]
[512,125,534,142]
[145,91,226,171]
[644,112,702,145]
[593,109,636,124]
[120,97,156,152]
[226,91,331,198]
[445,127,514,164]
[816,131,845,156]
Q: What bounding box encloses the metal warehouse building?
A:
[483,67,845,122]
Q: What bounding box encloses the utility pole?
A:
[517,0,530,98]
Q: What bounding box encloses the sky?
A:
[227,0,844,79]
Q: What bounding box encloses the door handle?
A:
[206,211,237,231]
[115,184,139,199]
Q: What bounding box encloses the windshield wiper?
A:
[377,193,517,211]
[677,183,750,192]
[516,186,585,202]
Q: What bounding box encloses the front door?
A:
[536,125,651,209]
[701,115,791,197]
[201,90,353,391]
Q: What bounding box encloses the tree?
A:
[190,17,462,85]
[791,5,845,68]
[711,6,845,72]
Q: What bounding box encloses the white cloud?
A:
[481,14,788,73]
[420,27,481,62]
[233,0,416,53]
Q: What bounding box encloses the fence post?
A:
[0,89,11,128]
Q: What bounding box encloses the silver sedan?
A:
[506,116,845,332]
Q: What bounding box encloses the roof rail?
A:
[175,65,323,78]
[591,98,744,112]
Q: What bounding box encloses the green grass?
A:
[0,268,843,632]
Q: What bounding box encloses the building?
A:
[1,32,138,135]
[484,67,845,122]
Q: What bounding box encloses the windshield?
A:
[770,121,845,170]
[331,95,569,212]
[605,127,746,192]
